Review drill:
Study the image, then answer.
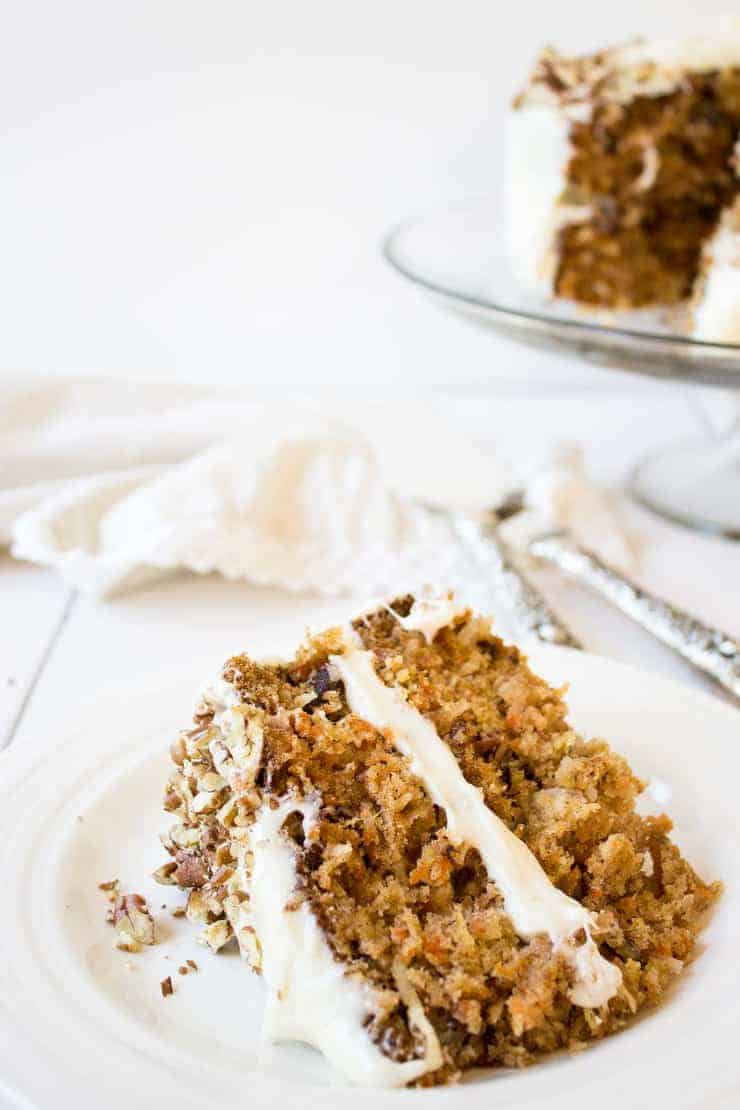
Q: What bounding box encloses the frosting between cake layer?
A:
[332,631,622,1009]
[692,197,740,343]
[243,795,443,1087]
[506,104,580,294]
[617,29,740,89]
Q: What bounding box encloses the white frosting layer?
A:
[518,22,740,110]
[200,675,240,714]
[331,633,622,1009]
[197,668,445,1086]
[692,200,740,343]
[620,25,740,80]
[244,796,442,1087]
[506,105,577,294]
[394,594,468,643]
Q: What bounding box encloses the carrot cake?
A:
[508,28,740,340]
[155,594,718,1087]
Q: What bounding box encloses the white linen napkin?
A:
[2,380,636,599]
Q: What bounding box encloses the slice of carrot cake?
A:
[155,594,719,1087]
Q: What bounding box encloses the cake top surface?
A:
[515,24,740,112]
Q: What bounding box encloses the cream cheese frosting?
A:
[506,105,579,294]
[243,795,442,1087]
[331,630,622,1010]
[199,670,444,1087]
[692,197,740,343]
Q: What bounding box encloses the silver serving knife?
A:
[529,530,740,702]
[444,510,582,649]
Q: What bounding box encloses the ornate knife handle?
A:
[530,531,740,702]
[450,514,582,649]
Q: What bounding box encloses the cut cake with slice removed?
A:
[156,594,719,1087]
[508,27,740,336]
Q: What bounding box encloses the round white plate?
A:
[0,648,738,1110]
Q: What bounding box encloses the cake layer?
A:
[157,595,718,1086]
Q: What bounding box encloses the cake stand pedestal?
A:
[631,409,740,539]
[384,200,740,539]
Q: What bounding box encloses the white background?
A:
[0,0,735,386]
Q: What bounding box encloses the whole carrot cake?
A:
[155,594,718,1086]
[508,28,740,340]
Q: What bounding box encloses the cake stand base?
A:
[631,431,740,539]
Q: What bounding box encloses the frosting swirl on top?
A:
[516,23,740,112]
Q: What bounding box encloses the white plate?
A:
[0,647,738,1110]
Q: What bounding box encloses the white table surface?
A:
[2,384,739,756]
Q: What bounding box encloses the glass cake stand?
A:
[383,198,740,539]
